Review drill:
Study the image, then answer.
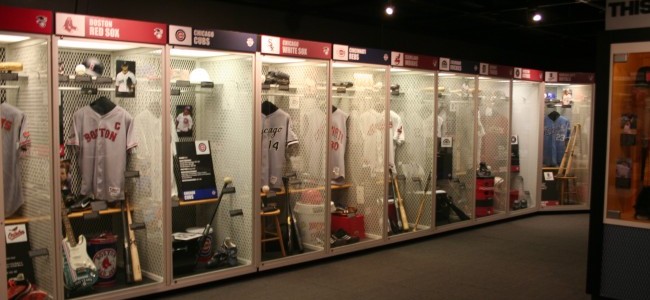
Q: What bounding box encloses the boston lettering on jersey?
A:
[608,0,650,17]
[83,122,121,143]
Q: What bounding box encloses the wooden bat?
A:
[388,169,402,232]
[413,171,432,231]
[124,193,142,282]
[120,199,134,283]
[0,62,23,72]
[392,170,409,231]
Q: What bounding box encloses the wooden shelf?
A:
[261,183,352,198]
[5,216,30,225]
[67,207,125,219]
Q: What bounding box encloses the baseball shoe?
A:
[334,228,360,245]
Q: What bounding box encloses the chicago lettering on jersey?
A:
[609,0,650,17]
[1,117,12,130]
[262,127,283,138]
[83,122,121,143]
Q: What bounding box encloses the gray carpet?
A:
[145,213,589,300]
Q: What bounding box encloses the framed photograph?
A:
[615,158,632,189]
[115,60,136,98]
[175,105,195,138]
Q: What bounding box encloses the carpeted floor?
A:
[144,213,590,300]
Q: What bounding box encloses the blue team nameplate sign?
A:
[169,25,257,53]
[439,57,480,74]
[333,44,390,65]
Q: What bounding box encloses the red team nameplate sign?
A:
[391,52,439,70]
[513,68,544,82]
[0,5,52,34]
[260,35,331,59]
[545,71,595,84]
[55,13,167,45]
[479,63,514,78]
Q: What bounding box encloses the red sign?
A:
[260,35,331,59]
[391,52,438,70]
[514,68,544,82]
[0,6,52,34]
[557,72,595,84]
[55,13,166,45]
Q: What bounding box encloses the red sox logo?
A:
[63,17,77,32]
[93,248,117,279]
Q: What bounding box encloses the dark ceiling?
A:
[217,0,606,70]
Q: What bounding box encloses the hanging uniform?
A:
[330,108,349,184]
[2,102,30,217]
[388,110,405,173]
[261,108,298,189]
[543,114,571,166]
[68,105,137,201]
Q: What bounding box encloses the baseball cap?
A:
[635,66,650,88]
[184,106,191,110]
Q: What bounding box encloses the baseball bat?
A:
[287,182,303,253]
[392,170,409,231]
[124,193,142,282]
[413,171,432,231]
[120,200,134,283]
[0,62,23,72]
[196,177,232,263]
[388,169,403,232]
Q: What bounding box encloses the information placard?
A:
[479,63,513,78]
[391,51,438,70]
[55,12,167,45]
[174,141,218,201]
[0,5,52,34]
[333,44,390,65]
[545,71,595,84]
[439,57,479,74]
[261,35,331,59]
[514,67,544,82]
[169,25,258,53]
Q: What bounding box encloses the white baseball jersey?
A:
[389,110,404,171]
[68,105,137,201]
[116,71,136,93]
[176,113,193,132]
[355,109,384,174]
[261,108,298,189]
[330,108,349,184]
[300,109,327,180]
[1,103,30,217]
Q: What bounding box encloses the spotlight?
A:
[385,5,394,15]
[532,12,542,22]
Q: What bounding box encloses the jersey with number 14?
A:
[261,108,298,189]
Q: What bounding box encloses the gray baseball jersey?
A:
[68,105,137,201]
[1,102,30,217]
[330,108,349,184]
[261,108,298,189]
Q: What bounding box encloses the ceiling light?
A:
[0,34,30,43]
[58,39,139,51]
[532,12,542,22]
[385,5,394,15]
[170,48,229,58]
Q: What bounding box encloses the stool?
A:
[557,176,578,205]
[261,209,286,257]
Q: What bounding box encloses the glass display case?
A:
[1,6,55,299]
[476,64,512,219]
[541,71,594,210]
[387,52,437,234]
[330,45,389,249]
[511,68,545,213]
[167,26,256,280]
[435,58,479,226]
[605,42,650,228]
[259,36,331,264]
[54,13,167,299]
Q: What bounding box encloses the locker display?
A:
[331,62,387,244]
[1,29,55,299]
[511,72,544,212]
[169,48,254,278]
[476,75,511,217]
[541,72,594,209]
[388,66,436,232]
[436,72,477,223]
[260,55,330,260]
